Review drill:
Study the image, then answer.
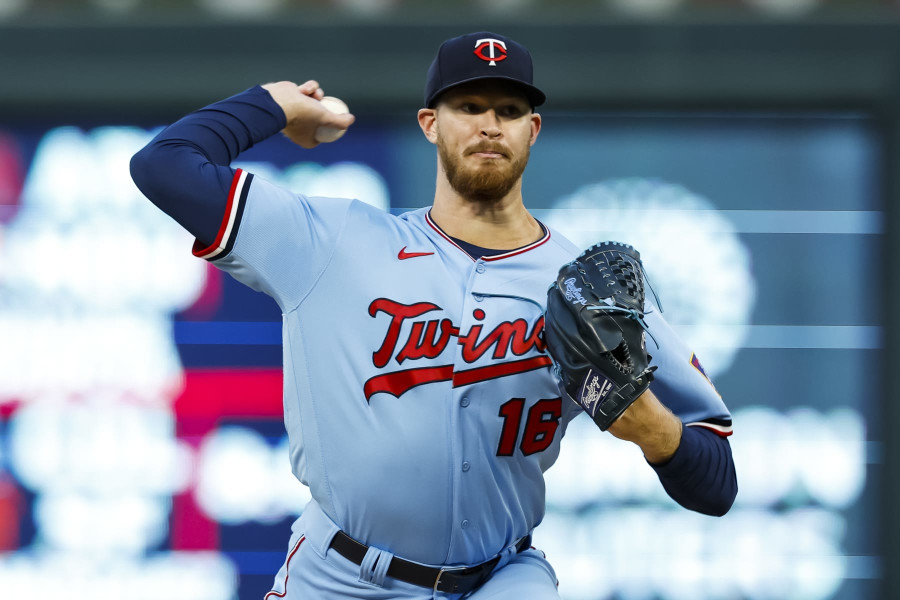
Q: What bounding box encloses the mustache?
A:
[466,143,509,157]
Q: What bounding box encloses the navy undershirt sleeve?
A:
[130,86,286,246]
[650,424,737,516]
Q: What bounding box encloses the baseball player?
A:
[131,32,736,599]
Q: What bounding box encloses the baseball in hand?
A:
[315,96,350,143]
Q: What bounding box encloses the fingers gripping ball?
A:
[315,96,350,143]
[544,242,657,431]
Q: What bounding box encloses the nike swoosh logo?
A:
[398,246,435,260]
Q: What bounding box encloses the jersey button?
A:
[460,398,470,407]
[462,461,470,472]
[475,264,486,274]
[461,519,469,529]
[473,294,484,302]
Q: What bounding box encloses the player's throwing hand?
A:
[262,80,355,148]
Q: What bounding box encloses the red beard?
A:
[437,137,530,203]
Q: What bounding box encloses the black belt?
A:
[328,531,532,594]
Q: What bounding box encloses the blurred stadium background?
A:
[1,2,899,600]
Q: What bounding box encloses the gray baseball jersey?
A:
[193,169,731,568]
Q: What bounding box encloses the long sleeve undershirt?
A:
[130,85,286,246]
[130,85,737,518]
[650,424,737,516]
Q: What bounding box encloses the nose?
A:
[479,110,502,138]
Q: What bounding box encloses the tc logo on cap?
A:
[473,38,507,66]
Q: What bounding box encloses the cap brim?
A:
[426,75,546,108]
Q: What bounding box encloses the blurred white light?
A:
[0,312,184,399]
[791,407,866,508]
[478,0,538,13]
[728,406,797,507]
[783,508,848,600]
[331,0,400,15]
[195,427,271,523]
[609,0,683,17]
[548,406,866,510]
[545,414,669,509]
[22,127,151,220]
[535,507,850,600]
[237,160,391,212]
[197,0,285,18]
[0,551,236,600]
[0,125,206,399]
[34,493,169,554]
[90,0,141,12]
[7,208,205,312]
[0,0,28,21]
[8,400,191,495]
[301,162,391,212]
[9,126,206,309]
[542,403,868,599]
[542,178,755,378]
[746,0,822,17]
[195,427,311,524]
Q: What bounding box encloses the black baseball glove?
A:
[543,242,657,431]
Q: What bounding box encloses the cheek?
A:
[436,116,470,140]
[435,128,459,151]
[515,127,535,151]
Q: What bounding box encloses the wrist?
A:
[641,416,682,465]
[261,81,300,124]
[607,389,683,464]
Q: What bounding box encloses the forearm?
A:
[607,388,682,464]
[129,86,286,244]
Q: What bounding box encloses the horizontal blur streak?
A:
[175,321,282,345]
[707,325,882,349]
[532,209,883,235]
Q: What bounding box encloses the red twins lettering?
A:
[369,299,443,368]
[397,319,458,364]
[365,299,549,400]
[459,318,545,362]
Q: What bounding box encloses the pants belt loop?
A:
[358,546,393,587]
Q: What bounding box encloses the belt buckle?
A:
[433,565,470,594]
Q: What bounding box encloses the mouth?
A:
[467,146,508,159]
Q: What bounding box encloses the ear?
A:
[529,112,542,147]
[418,108,438,145]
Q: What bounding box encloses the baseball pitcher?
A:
[131,31,736,600]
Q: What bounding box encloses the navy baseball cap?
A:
[424,31,546,108]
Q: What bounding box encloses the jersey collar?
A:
[424,210,551,262]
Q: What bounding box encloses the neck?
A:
[430,175,542,250]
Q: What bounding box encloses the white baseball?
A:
[315,96,349,143]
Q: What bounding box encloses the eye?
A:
[499,105,525,118]
[460,103,480,114]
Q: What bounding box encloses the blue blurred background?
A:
[0,3,898,600]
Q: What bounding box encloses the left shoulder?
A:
[541,223,580,261]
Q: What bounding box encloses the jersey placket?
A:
[447,257,492,561]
